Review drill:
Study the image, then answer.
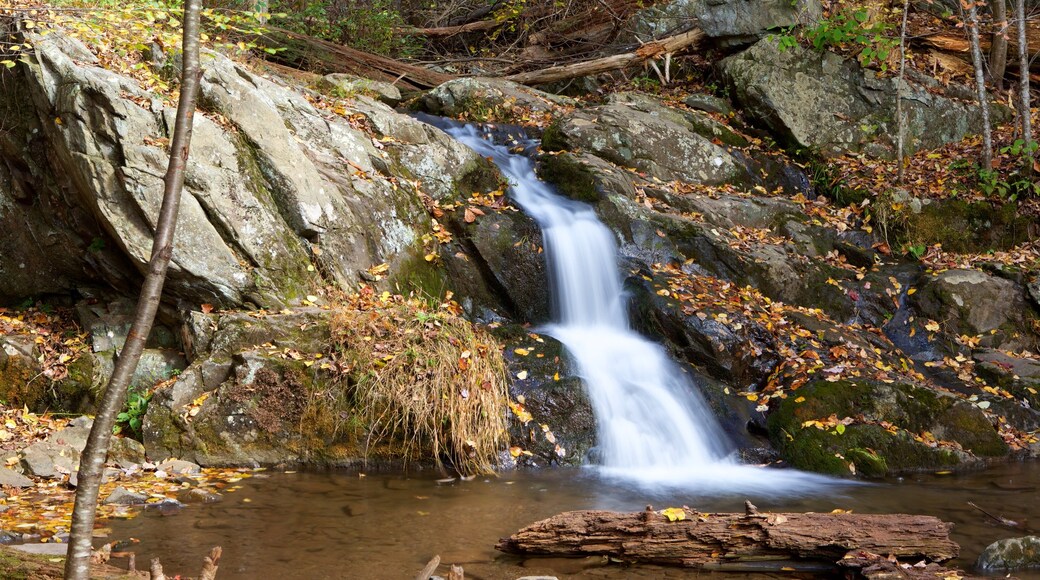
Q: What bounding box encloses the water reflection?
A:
[107,463,1040,579]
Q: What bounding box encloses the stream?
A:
[109,463,1040,579]
[108,120,1040,578]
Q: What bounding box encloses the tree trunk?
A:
[497,507,959,571]
[1017,0,1034,174]
[505,28,703,86]
[63,1,204,578]
[896,0,910,184]
[967,4,994,171]
[990,0,1009,89]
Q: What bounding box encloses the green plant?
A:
[804,8,897,71]
[114,390,151,438]
[270,0,419,57]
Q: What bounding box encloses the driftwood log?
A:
[496,505,959,572]
[505,28,703,85]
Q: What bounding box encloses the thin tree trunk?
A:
[967,4,994,171]
[896,0,910,183]
[63,1,204,578]
[990,0,1009,89]
[1018,0,1034,174]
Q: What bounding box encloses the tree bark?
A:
[1017,0,1034,174]
[966,4,994,171]
[897,0,910,184]
[497,508,959,570]
[63,1,204,578]
[989,0,1009,89]
[505,28,703,86]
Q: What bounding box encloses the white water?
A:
[439,120,845,493]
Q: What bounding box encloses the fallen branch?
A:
[839,551,983,580]
[199,546,222,580]
[497,505,959,571]
[399,19,502,38]
[504,28,703,86]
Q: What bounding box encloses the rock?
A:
[912,269,1038,350]
[320,73,402,106]
[459,209,550,323]
[767,380,1007,477]
[155,459,201,476]
[978,536,1040,571]
[415,77,575,122]
[20,417,93,479]
[2,33,495,309]
[177,487,223,504]
[102,486,148,505]
[721,38,996,158]
[9,543,69,555]
[108,437,146,466]
[627,0,820,45]
[0,468,33,488]
[683,93,733,116]
[542,93,747,186]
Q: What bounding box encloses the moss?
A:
[390,247,449,299]
[0,545,135,580]
[896,200,1038,254]
[537,154,599,202]
[540,120,568,152]
[768,379,1004,476]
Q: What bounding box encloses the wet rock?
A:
[320,73,401,106]
[458,209,550,323]
[911,269,1038,350]
[721,38,998,158]
[767,379,1007,477]
[415,77,575,122]
[0,467,33,488]
[102,486,148,505]
[177,487,223,504]
[155,459,201,476]
[978,536,1040,571]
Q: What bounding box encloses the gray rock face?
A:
[627,0,820,44]
[1,34,494,308]
[543,94,746,186]
[416,77,576,121]
[0,467,33,488]
[721,38,992,158]
[20,417,92,479]
[103,486,148,505]
[978,536,1040,570]
[320,73,402,106]
[912,269,1038,350]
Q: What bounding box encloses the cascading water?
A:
[426,116,842,492]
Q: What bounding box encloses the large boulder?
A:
[721,38,993,158]
[911,269,1039,350]
[1,33,495,309]
[415,77,576,123]
[978,536,1040,571]
[767,379,1007,477]
[628,0,821,45]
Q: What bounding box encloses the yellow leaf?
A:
[795,396,805,403]
[514,348,530,356]
[746,394,758,401]
[659,507,687,522]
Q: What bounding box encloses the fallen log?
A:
[504,28,703,86]
[496,505,959,571]
[255,26,453,91]
[398,19,502,38]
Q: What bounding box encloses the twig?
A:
[199,546,222,580]
[968,501,1021,528]
[415,555,440,580]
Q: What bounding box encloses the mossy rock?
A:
[768,379,1006,477]
[895,199,1038,254]
[537,153,600,203]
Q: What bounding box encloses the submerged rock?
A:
[978,536,1040,570]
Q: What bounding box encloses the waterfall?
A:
[426,116,844,492]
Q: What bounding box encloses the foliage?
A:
[266,0,419,57]
[328,289,509,476]
[0,0,276,94]
[803,7,897,71]
[113,390,150,438]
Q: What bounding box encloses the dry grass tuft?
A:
[329,295,508,475]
